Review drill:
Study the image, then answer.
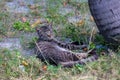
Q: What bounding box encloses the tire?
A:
[88,0,120,44]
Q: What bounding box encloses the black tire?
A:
[88,0,120,44]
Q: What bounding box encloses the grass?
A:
[0,49,120,80]
[0,0,120,80]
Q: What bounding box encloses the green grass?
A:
[0,49,120,80]
[0,0,120,80]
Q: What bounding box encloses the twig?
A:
[88,27,95,49]
[34,41,49,65]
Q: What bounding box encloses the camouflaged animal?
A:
[35,25,98,67]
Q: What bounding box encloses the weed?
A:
[13,21,32,31]
[0,0,120,80]
[0,49,41,79]
[0,46,120,79]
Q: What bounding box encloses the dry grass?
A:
[0,49,120,80]
[0,0,120,80]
